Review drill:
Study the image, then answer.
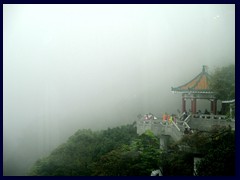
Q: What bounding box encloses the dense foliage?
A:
[195,126,235,176]
[93,130,161,176]
[209,64,235,101]
[29,123,235,176]
[156,125,235,176]
[29,123,160,176]
[29,123,137,176]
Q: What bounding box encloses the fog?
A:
[3,4,235,175]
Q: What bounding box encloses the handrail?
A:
[172,121,181,131]
[184,114,191,123]
[183,122,194,133]
[179,112,185,119]
[183,121,190,129]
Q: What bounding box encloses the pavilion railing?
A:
[192,114,227,120]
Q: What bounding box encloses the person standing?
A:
[169,115,173,124]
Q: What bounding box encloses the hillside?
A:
[29,123,235,176]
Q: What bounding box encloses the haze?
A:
[3,4,235,175]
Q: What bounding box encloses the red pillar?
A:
[210,99,217,114]
[182,95,186,113]
[194,99,197,114]
[191,98,196,114]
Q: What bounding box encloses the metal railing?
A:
[184,114,191,123]
[172,121,180,131]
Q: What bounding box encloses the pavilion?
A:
[171,65,217,114]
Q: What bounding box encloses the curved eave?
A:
[171,90,214,94]
[172,67,212,92]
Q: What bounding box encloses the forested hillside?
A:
[29,123,235,176]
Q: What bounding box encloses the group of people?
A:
[144,113,157,120]
[141,112,177,125]
[162,113,176,125]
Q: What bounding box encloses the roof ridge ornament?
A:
[202,65,208,73]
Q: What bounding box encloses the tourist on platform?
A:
[169,115,173,124]
[144,114,149,120]
[148,113,153,120]
[173,116,177,124]
[167,114,170,121]
[162,113,167,125]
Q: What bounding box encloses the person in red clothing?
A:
[162,113,167,124]
[167,115,170,122]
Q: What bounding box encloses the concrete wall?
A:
[188,117,235,131]
[136,116,235,152]
[137,120,182,141]
[137,120,164,135]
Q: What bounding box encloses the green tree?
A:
[29,123,138,176]
[160,126,235,176]
[92,130,161,176]
[160,151,193,176]
[196,127,235,176]
[209,64,235,101]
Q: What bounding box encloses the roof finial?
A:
[202,65,208,73]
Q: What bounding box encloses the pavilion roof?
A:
[171,66,214,94]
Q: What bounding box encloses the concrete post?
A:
[213,99,217,115]
[211,100,213,114]
[160,135,170,150]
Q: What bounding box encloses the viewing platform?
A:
[136,113,235,142]
[137,66,235,149]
